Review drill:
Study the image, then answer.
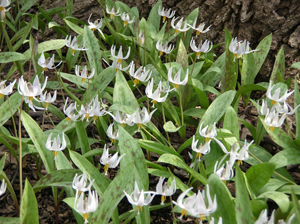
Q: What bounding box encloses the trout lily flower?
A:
[172,187,197,220]
[106,6,120,19]
[110,109,135,127]
[100,144,125,175]
[45,132,67,159]
[171,17,190,33]
[138,31,145,45]
[254,209,275,224]
[38,52,61,72]
[158,5,176,22]
[75,65,95,83]
[168,67,189,88]
[111,45,131,64]
[264,109,287,131]
[63,97,80,121]
[257,99,269,115]
[38,90,57,110]
[75,190,98,224]
[0,0,10,20]
[121,13,135,26]
[65,35,88,56]
[156,40,174,57]
[229,140,254,166]
[0,79,16,99]
[123,181,156,214]
[88,14,105,39]
[106,123,119,144]
[199,122,217,143]
[129,63,152,86]
[190,38,213,59]
[72,172,95,200]
[155,177,176,205]
[145,79,171,107]
[0,179,6,196]
[130,107,157,129]
[188,19,211,36]
[229,37,258,60]
[191,135,211,160]
[214,161,234,182]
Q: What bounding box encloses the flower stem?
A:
[170,196,177,223]
[161,102,171,143]
[18,95,24,201]
[178,88,184,126]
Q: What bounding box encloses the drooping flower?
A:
[38,90,57,110]
[167,67,189,88]
[106,123,119,143]
[199,122,217,143]
[171,17,190,34]
[75,65,95,83]
[264,109,287,132]
[229,140,254,166]
[129,63,152,86]
[0,0,10,20]
[121,13,135,26]
[156,40,174,57]
[105,6,120,19]
[158,5,176,22]
[138,31,145,45]
[65,35,88,56]
[188,19,211,36]
[254,209,275,224]
[75,190,98,224]
[123,181,156,214]
[229,37,258,60]
[0,79,16,99]
[63,97,80,121]
[155,177,176,205]
[72,172,95,198]
[45,132,67,159]
[111,45,131,64]
[109,109,135,127]
[37,52,62,72]
[190,38,213,59]
[130,107,157,129]
[88,14,105,39]
[257,99,269,115]
[172,187,197,220]
[0,179,6,196]
[100,144,125,175]
[191,135,211,160]
[214,161,234,182]
[145,78,171,107]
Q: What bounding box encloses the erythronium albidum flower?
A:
[138,31,145,45]
[130,107,157,129]
[199,122,217,143]
[214,161,234,182]
[264,109,287,132]
[257,99,269,115]
[72,172,95,198]
[123,181,156,215]
[105,6,120,19]
[229,140,254,166]
[229,37,258,60]
[172,187,197,220]
[37,52,62,72]
[109,109,135,127]
[63,97,80,121]
[167,67,189,88]
[88,14,105,39]
[38,90,57,110]
[0,0,10,20]
[111,45,131,64]
[155,177,176,205]
[65,35,87,56]
[188,18,211,36]
[129,63,152,86]
[145,78,171,107]
[0,79,16,99]
[45,132,67,159]
[0,179,6,196]
[191,135,211,160]
[121,13,135,26]
[158,5,176,22]
[156,40,174,57]
[171,17,190,33]
[254,209,275,224]
[106,123,119,143]
[75,65,95,83]
[100,144,125,175]
[75,190,98,224]
[190,38,213,59]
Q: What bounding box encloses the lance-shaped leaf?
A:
[75,121,92,163]
[0,93,21,128]
[269,148,300,169]
[258,191,290,216]
[147,0,161,34]
[294,79,300,139]
[270,47,285,83]
[254,33,272,76]
[224,105,239,140]
[0,217,19,224]
[0,52,26,63]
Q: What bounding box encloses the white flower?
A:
[0,179,6,196]
[123,181,155,214]
[145,78,170,107]
[106,123,119,143]
[111,45,131,64]
[254,209,275,224]
[172,187,197,220]
[18,76,47,98]
[0,79,16,99]
[190,39,213,59]
[106,6,120,19]
[214,161,234,182]
[158,5,176,22]
[63,97,80,121]
[171,17,190,33]
[264,109,287,131]
[75,65,95,83]
[278,214,295,224]
[188,19,211,36]
[121,13,135,26]
[109,109,135,127]
[75,190,98,224]
[72,172,95,200]
[167,67,189,88]
[129,63,152,86]
[229,37,258,60]
[199,122,217,142]
[88,14,105,39]
[45,132,67,159]
[89,97,107,121]
[100,144,125,175]
[65,35,88,56]
[155,177,176,205]
[0,0,10,20]
[156,40,174,57]
[280,101,300,115]
[38,90,57,110]
[191,135,211,160]
[37,52,61,72]
[138,31,145,45]
[103,58,133,73]
[229,140,254,166]
[257,99,269,115]
[130,107,157,129]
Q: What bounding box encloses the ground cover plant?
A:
[1,0,300,223]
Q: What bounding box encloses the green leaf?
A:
[236,166,254,224]
[207,174,237,224]
[269,148,300,169]
[0,52,26,62]
[246,162,276,195]
[75,121,92,163]
[251,199,268,220]
[21,111,54,172]
[163,121,181,132]
[254,33,272,76]
[294,79,300,139]
[270,47,285,83]
[192,79,209,109]
[20,179,39,224]
[138,139,181,157]
[0,153,6,173]
[64,17,84,34]
[200,53,224,87]
[158,153,206,184]
[147,0,161,34]
[0,217,19,224]
[118,127,149,189]
[224,106,239,139]
[257,191,290,215]
[291,189,300,224]
[291,62,300,69]
[0,93,21,128]
[258,179,288,195]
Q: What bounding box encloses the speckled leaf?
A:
[0,153,5,173]
[176,39,188,69]
[236,166,254,224]
[270,47,285,83]
[258,191,290,215]
[269,148,300,169]
[113,70,139,110]
[224,106,239,140]
[75,121,92,163]
[21,111,54,172]
[163,121,181,132]
[200,53,224,86]
[254,33,272,76]
[0,52,26,62]
[83,25,102,76]
[294,79,300,139]
[138,139,181,157]
[0,217,19,224]
[0,93,21,128]
[147,0,161,34]
[64,17,84,35]
[33,169,79,192]
[207,174,237,224]
[20,179,39,224]
[118,126,149,189]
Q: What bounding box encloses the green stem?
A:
[141,126,163,144]
[7,96,18,137]
[46,111,56,128]
[178,88,184,126]
[41,109,46,131]
[19,95,24,201]
[170,196,177,223]
[161,102,171,144]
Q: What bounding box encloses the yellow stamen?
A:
[133,79,139,85]
[83,213,89,221]
[66,117,71,122]
[205,137,210,143]
[233,53,238,58]
[271,100,277,106]
[174,84,179,88]
[43,67,48,71]
[81,78,86,83]
[45,102,49,109]
[92,28,96,31]
[199,215,206,221]
[72,49,76,55]
[117,59,122,64]
[115,68,118,72]
[110,139,116,144]
[136,206,143,214]
[237,160,243,166]
[110,14,114,19]
[121,123,126,128]
[196,52,201,59]
[78,190,82,194]
[222,180,226,184]
[85,114,90,120]
[137,123,143,129]
[269,126,275,132]
[196,30,200,36]
[175,29,179,34]
[53,151,58,157]
[181,209,188,217]
[159,51,163,57]
[93,116,98,121]
[152,100,157,105]
[104,163,110,173]
[0,7,5,20]
[161,195,166,203]
[29,96,34,101]
[124,21,128,26]
[0,93,3,99]
[163,16,166,22]
[196,152,202,159]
